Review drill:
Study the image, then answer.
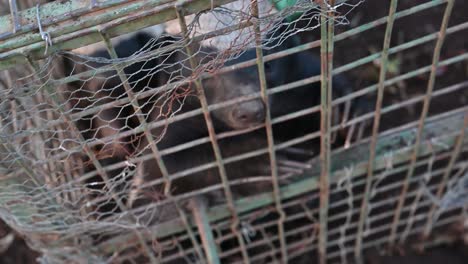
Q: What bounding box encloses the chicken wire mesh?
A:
[0,0,467,263]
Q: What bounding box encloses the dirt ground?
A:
[0,0,467,263]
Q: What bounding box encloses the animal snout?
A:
[231,100,265,126]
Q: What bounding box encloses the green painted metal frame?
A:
[0,0,335,70]
[0,0,235,70]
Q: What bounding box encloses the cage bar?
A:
[174,4,250,263]
[0,0,240,69]
[388,0,455,247]
[251,0,288,262]
[190,197,221,264]
[354,0,398,261]
[318,1,335,263]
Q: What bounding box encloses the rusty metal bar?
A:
[0,0,446,71]
[126,197,459,263]
[173,105,467,221]
[388,0,455,247]
[422,110,468,238]
[250,0,287,263]
[174,4,250,263]
[99,30,172,197]
[399,111,468,243]
[0,0,140,41]
[2,0,467,261]
[190,197,221,264]
[354,0,398,261]
[44,51,468,170]
[67,101,467,210]
[0,0,242,69]
[219,156,468,259]
[193,0,448,77]
[318,1,335,263]
[213,149,465,247]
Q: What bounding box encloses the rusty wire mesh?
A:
[0,0,467,263]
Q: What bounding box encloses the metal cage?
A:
[0,0,467,263]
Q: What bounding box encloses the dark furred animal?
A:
[62,30,271,211]
[64,31,267,155]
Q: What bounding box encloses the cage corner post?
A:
[318,1,335,264]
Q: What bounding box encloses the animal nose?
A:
[231,100,265,125]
